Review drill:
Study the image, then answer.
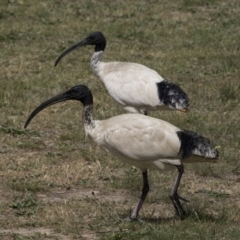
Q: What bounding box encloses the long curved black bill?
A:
[24,93,68,129]
[55,38,88,67]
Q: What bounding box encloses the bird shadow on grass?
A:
[137,216,177,224]
[183,208,228,223]
[117,211,177,225]
[119,204,228,225]
[166,203,228,224]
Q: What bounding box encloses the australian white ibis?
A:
[54,31,189,115]
[24,85,218,220]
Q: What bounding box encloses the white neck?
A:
[90,51,104,76]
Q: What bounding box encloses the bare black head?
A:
[24,85,93,129]
[55,31,106,66]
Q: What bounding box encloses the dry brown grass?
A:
[1,0,240,239]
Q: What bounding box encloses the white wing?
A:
[91,114,181,162]
[98,62,163,108]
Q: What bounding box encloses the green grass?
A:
[0,0,240,239]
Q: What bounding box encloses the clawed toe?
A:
[170,194,189,218]
[177,194,190,203]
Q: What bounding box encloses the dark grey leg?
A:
[170,164,189,219]
[130,170,149,220]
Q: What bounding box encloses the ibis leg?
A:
[130,170,149,220]
[170,164,189,219]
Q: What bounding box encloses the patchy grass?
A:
[0,0,240,239]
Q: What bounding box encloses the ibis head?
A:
[24,85,93,128]
[55,31,106,66]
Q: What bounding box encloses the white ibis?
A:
[24,85,218,220]
[55,32,189,115]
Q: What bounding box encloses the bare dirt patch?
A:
[37,187,128,203]
[0,228,70,240]
[171,11,193,22]
[0,228,98,240]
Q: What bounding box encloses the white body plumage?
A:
[85,113,218,171]
[91,52,169,113]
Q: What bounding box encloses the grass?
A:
[0,0,240,239]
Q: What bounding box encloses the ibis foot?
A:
[170,194,189,219]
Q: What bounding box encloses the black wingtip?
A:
[157,80,189,110]
[177,130,218,159]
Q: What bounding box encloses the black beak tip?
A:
[24,119,31,129]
